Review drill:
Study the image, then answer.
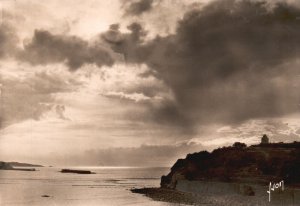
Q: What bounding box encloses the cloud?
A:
[104,91,152,102]
[18,30,116,70]
[54,105,69,120]
[103,0,300,129]
[3,0,300,166]
[122,0,154,16]
[0,70,80,128]
[102,22,147,63]
[0,24,18,59]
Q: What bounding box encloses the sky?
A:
[0,0,300,166]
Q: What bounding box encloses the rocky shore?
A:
[131,187,204,205]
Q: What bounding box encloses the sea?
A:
[0,166,179,206]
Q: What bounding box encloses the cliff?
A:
[161,142,300,189]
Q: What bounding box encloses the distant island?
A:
[0,161,43,171]
[132,136,300,205]
[7,162,44,167]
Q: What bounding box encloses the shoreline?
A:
[131,187,206,205]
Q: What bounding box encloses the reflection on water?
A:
[0,167,176,206]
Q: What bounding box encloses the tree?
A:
[233,142,247,148]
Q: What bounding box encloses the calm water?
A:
[0,167,179,206]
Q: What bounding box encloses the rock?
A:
[60,169,94,174]
[240,185,255,196]
[160,175,171,188]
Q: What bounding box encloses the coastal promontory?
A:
[161,141,300,189]
[133,140,300,205]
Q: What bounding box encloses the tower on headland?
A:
[261,134,269,144]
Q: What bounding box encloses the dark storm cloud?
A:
[122,0,154,16]
[19,30,115,70]
[102,22,147,62]
[103,0,300,127]
[2,0,300,130]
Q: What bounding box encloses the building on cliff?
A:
[261,134,269,144]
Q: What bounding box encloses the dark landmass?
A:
[60,169,95,174]
[11,168,36,171]
[0,162,13,170]
[161,141,300,189]
[8,162,43,167]
[0,161,39,171]
[133,141,300,205]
